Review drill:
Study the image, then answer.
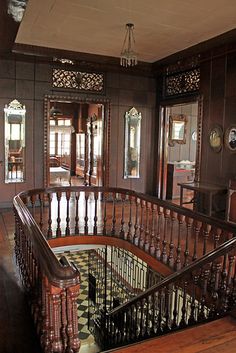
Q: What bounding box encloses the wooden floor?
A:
[0,209,42,353]
[111,316,236,353]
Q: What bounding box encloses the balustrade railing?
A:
[13,186,236,352]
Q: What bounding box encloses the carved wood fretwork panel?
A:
[165,68,200,97]
[52,68,104,93]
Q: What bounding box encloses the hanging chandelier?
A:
[120,23,138,67]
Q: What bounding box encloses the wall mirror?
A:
[4,99,26,183]
[124,107,141,179]
[225,125,236,152]
[169,114,187,145]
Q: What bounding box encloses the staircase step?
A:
[107,316,236,353]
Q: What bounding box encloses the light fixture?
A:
[120,23,138,67]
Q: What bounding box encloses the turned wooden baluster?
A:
[221,254,235,313]
[192,220,202,261]
[51,286,63,352]
[164,285,171,331]
[150,293,156,335]
[38,192,44,231]
[74,192,80,234]
[209,260,222,317]
[171,284,178,329]
[102,192,107,235]
[65,191,71,236]
[56,191,62,237]
[157,289,164,334]
[156,206,163,260]
[139,299,145,338]
[162,208,170,264]
[176,214,185,270]
[40,276,50,350]
[111,192,116,235]
[126,195,133,242]
[138,199,145,248]
[119,193,126,239]
[168,211,177,267]
[133,197,139,245]
[60,289,67,351]
[202,223,211,255]
[232,257,236,304]
[149,204,156,256]
[220,254,228,296]
[188,273,199,325]
[93,191,98,235]
[144,296,150,336]
[184,217,193,266]
[144,201,150,252]
[213,228,222,248]
[66,284,81,352]
[198,266,210,321]
[179,280,188,327]
[84,191,89,234]
[47,193,53,239]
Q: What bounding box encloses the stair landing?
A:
[110,316,236,353]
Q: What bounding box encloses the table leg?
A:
[180,186,183,207]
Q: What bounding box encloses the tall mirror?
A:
[124,107,141,179]
[4,99,26,183]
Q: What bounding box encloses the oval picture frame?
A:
[225,125,236,152]
[209,125,223,152]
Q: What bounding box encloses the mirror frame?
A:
[169,114,187,145]
[44,95,111,188]
[4,99,26,183]
[224,125,236,153]
[123,107,142,179]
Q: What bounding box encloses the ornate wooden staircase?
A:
[13,186,236,352]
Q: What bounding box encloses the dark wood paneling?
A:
[200,48,236,187]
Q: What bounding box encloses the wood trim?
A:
[12,43,154,77]
[48,236,173,278]
[43,95,111,188]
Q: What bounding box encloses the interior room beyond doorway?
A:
[165,102,198,208]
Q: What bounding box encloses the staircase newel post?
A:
[66,284,81,353]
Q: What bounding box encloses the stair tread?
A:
[110,316,236,353]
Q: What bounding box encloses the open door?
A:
[44,96,110,188]
[157,99,202,206]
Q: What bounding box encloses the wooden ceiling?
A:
[1,0,236,68]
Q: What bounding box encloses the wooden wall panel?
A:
[200,49,236,187]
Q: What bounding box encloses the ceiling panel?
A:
[15,0,236,62]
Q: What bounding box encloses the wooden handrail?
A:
[13,186,236,352]
[14,194,80,287]
[17,186,236,233]
[107,234,236,316]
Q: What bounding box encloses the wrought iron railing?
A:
[13,186,236,352]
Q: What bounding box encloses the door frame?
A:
[43,94,111,188]
[156,95,203,199]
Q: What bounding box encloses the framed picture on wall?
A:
[225,125,236,152]
[209,125,223,152]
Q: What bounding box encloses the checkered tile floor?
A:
[57,250,95,344]
[56,249,137,351]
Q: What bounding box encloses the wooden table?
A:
[178,181,227,216]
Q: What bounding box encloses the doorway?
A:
[157,98,202,207]
[44,96,110,188]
